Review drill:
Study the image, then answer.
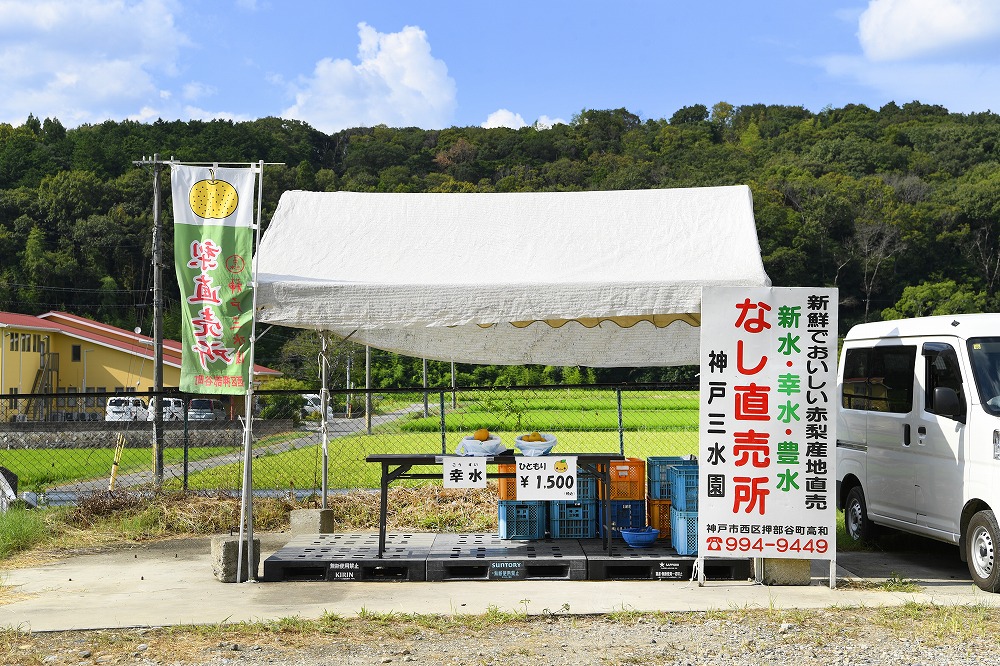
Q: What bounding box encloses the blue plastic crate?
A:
[600,500,646,538]
[647,456,697,500]
[576,473,598,500]
[670,506,698,555]
[668,465,699,511]
[498,500,547,540]
[549,500,598,539]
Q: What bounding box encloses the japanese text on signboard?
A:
[698,287,837,558]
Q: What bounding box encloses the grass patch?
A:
[0,508,51,559]
[8,605,1000,665]
[0,446,237,491]
[0,485,500,567]
[401,409,699,433]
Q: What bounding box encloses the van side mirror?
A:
[933,387,963,418]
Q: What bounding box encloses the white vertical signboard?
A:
[698,287,838,562]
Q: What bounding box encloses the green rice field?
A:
[1,389,701,492]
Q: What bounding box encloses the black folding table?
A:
[365,452,627,558]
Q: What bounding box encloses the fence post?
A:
[183,399,189,491]
[439,391,447,454]
[617,388,624,456]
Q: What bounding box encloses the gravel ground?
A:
[4,607,998,666]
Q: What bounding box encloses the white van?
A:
[837,313,1000,592]
[146,397,184,421]
[105,396,147,421]
[302,393,335,420]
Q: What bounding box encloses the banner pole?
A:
[237,160,265,583]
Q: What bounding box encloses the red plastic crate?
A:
[598,458,646,500]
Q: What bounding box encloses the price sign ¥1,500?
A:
[515,456,578,500]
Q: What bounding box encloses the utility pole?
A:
[151,154,165,486]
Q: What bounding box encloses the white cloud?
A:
[182,82,216,102]
[817,1,1000,113]
[482,109,527,129]
[282,22,457,133]
[858,0,1000,61]
[820,53,1000,112]
[534,115,567,130]
[482,110,568,130]
[183,106,252,123]
[0,0,189,126]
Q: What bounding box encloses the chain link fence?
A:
[0,383,698,505]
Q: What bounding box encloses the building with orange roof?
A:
[0,311,280,421]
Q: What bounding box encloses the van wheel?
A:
[844,487,875,542]
[967,511,1000,593]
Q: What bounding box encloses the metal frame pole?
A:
[320,333,329,508]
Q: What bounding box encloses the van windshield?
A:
[968,337,1000,415]
[190,399,213,410]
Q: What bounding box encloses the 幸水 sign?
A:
[698,287,838,559]
[442,456,488,488]
[515,456,578,500]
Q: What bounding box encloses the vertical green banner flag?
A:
[171,164,256,394]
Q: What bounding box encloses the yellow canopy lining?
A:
[476,314,701,330]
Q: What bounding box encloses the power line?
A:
[0,282,150,294]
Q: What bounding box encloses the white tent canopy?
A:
[254,186,770,367]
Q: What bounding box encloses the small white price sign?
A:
[516,456,577,500]
[442,456,487,488]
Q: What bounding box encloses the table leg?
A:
[601,465,612,552]
[378,462,390,559]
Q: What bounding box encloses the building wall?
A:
[1,326,182,396]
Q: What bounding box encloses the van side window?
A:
[841,345,916,413]
[923,343,966,419]
[968,337,1000,416]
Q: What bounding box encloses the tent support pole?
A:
[423,359,429,417]
[617,388,624,456]
[439,391,446,455]
[365,346,372,434]
[451,362,456,408]
[320,333,329,509]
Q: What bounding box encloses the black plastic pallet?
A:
[426,533,588,581]
[261,533,753,583]
[262,533,433,582]
[580,539,752,581]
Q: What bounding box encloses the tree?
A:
[882,280,986,319]
[849,220,906,322]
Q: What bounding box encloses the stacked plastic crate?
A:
[497,464,547,539]
[497,465,601,539]
[599,458,646,538]
[646,456,698,541]
[549,473,599,538]
[668,462,699,555]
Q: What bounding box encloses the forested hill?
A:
[1,101,998,385]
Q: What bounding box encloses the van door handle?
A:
[918,426,926,435]
[903,424,911,446]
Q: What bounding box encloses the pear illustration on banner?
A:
[189,174,240,219]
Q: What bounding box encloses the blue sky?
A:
[2,0,1000,132]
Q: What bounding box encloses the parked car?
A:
[302,393,336,420]
[105,396,147,421]
[188,398,227,421]
[146,397,185,421]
